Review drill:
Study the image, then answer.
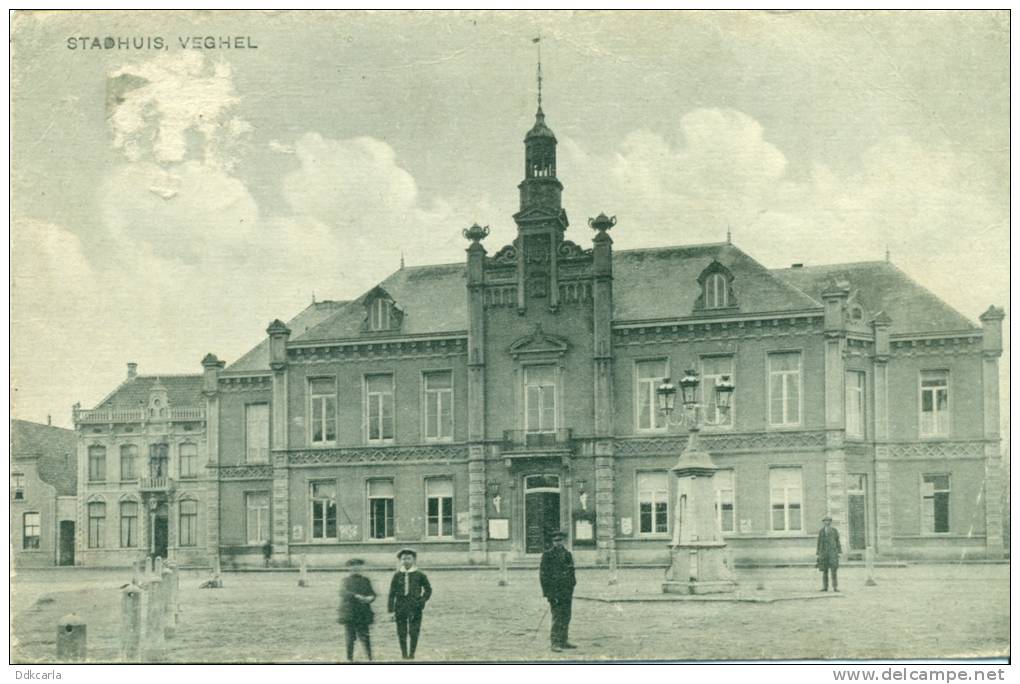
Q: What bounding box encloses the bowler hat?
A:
[551,530,568,540]
[822,515,833,522]
[345,558,365,567]
[397,548,417,559]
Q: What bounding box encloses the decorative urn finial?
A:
[588,213,617,232]
[463,223,490,243]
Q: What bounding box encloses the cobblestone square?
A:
[11,563,1008,662]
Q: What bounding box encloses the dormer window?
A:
[695,260,737,312]
[371,298,393,331]
[362,287,403,333]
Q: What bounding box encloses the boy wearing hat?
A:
[337,558,375,661]
[540,530,577,652]
[387,548,432,659]
[816,516,842,592]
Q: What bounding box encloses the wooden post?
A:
[56,613,87,661]
[865,546,878,586]
[297,554,309,587]
[142,579,166,662]
[120,583,143,661]
[608,548,619,586]
[498,552,509,586]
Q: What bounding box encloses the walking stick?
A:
[531,605,550,643]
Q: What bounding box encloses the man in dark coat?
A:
[337,558,375,661]
[540,530,577,652]
[387,548,432,660]
[816,515,842,592]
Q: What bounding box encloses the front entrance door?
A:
[152,503,169,559]
[847,474,868,552]
[524,474,561,554]
[58,521,75,566]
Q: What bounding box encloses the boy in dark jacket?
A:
[338,558,375,661]
[387,548,432,660]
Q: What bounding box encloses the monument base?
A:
[663,542,737,594]
[662,579,738,595]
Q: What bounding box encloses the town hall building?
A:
[70,99,1005,568]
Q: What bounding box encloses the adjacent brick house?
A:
[73,103,1005,567]
[11,419,77,567]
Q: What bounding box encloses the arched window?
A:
[179,499,198,547]
[705,273,729,309]
[120,500,139,548]
[370,298,392,330]
[88,501,106,548]
[695,261,737,312]
[88,445,107,482]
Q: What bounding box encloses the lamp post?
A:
[657,370,738,595]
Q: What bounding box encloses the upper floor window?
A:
[88,501,106,548]
[367,479,395,540]
[702,356,735,428]
[246,403,271,463]
[310,480,337,541]
[370,298,393,331]
[365,373,395,443]
[120,500,139,548]
[246,491,270,545]
[120,445,138,481]
[705,273,729,309]
[695,261,736,311]
[524,365,557,433]
[769,467,802,533]
[635,360,668,432]
[423,371,454,441]
[768,352,802,427]
[714,469,736,534]
[11,473,25,500]
[426,477,454,538]
[178,499,198,547]
[637,471,669,536]
[846,371,865,439]
[23,512,40,549]
[309,377,337,445]
[179,443,198,479]
[88,446,107,482]
[149,444,169,478]
[922,474,950,534]
[920,370,949,437]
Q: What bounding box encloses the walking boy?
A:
[338,558,375,661]
[388,548,432,660]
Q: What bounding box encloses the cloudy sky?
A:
[11,10,1009,428]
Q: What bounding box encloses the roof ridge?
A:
[616,241,731,254]
[771,260,888,271]
[135,373,202,379]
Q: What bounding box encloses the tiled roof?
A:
[226,300,349,372]
[772,261,976,335]
[93,375,203,410]
[11,419,77,496]
[293,264,468,343]
[612,242,821,321]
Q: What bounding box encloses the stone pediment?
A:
[508,324,570,359]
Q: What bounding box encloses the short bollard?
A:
[56,613,87,662]
[154,556,164,575]
[608,550,619,586]
[120,583,143,661]
[497,552,509,587]
[865,547,878,587]
[161,566,177,638]
[142,579,166,662]
[298,554,309,587]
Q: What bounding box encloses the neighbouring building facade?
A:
[11,419,77,567]
[71,102,1006,568]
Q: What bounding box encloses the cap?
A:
[822,516,833,522]
[345,558,365,567]
[551,530,568,540]
[397,548,417,559]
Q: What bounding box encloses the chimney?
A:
[127,362,138,379]
[47,414,51,426]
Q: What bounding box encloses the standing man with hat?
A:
[387,548,432,660]
[337,558,375,661]
[540,530,577,652]
[816,515,842,592]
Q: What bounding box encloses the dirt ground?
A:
[10,563,1008,663]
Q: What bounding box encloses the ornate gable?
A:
[508,323,570,359]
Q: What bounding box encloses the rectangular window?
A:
[178,500,198,547]
[309,377,337,444]
[768,352,802,427]
[120,445,138,481]
[246,403,271,463]
[637,471,669,535]
[524,365,556,433]
[11,473,25,500]
[179,443,198,478]
[423,371,454,441]
[120,501,138,548]
[714,469,736,533]
[370,299,392,330]
[635,360,668,432]
[149,444,169,478]
[367,479,395,540]
[426,478,454,538]
[246,492,270,544]
[702,356,735,428]
[310,481,337,540]
[366,374,395,442]
[88,446,106,482]
[920,370,950,437]
[88,501,105,548]
[769,467,803,532]
[845,370,865,438]
[23,512,40,550]
[922,474,951,534]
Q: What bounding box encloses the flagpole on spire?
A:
[533,36,542,110]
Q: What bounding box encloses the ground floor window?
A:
[769,467,802,532]
[120,501,139,547]
[922,474,951,534]
[246,492,270,544]
[88,501,106,548]
[23,512,40,549]
[714,469,735,533]
[426,478,454,538]
[311,481,338,540]
[368,479,395,539]
[179,500,198,546]
[637,471,669,535]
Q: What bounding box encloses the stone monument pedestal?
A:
[662,543,737,595]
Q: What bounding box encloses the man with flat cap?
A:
[387,548,432,659]
[816,515,842,592]
[338,558,375,661]
[540,530,577,652]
